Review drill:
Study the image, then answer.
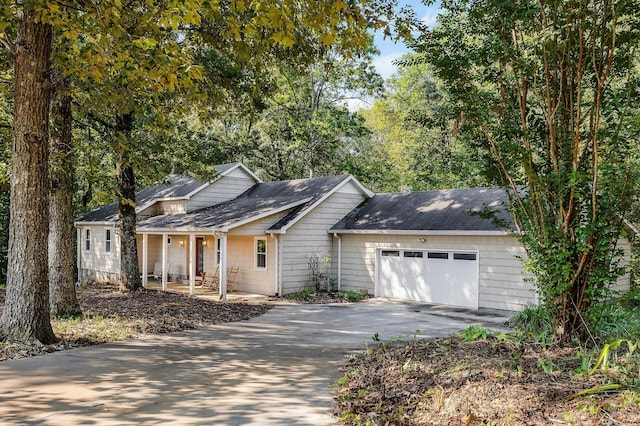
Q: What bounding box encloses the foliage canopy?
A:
[412,0,640,341]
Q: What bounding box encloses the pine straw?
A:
[0,282,271,361]
[335,335,640,425]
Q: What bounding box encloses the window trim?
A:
[254,237,267,270]
[104,228,112,253]
[216,238,221,265]
[84,229,91,251]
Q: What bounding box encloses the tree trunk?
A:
[115,112,141,291]
[49,72,81,317]
[0,11,56,343]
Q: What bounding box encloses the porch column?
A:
[141,233,148,287]
[217,232,228,300]
[270,234,279,296]
[189,233,196,296]
[335,233,342,291]
[162,233,168,291]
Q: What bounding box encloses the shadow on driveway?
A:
[0,300,514,425]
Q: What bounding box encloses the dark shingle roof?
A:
[138,175,353,231]
[78,174,205,223]
[331,188,513,232]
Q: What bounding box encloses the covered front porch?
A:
[137,231,234,299]
[136,230,279,298]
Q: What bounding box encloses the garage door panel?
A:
[380,253,430,300]
[379,249,479,309]
[423,257,450,305]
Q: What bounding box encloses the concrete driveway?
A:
[0,299,513,425]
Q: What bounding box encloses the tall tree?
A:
[415,0,640,340]
[0,71,11,286]
[206,42,384,181]
[0,7,56,343]
[49,68,81,317]
[355,59,487,192]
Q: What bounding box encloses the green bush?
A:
[587,291,640,343]
[284,288,316,299]
[510,303,553,336]
[342,290,364,302]
[511,291,640,345]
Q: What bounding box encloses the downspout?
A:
[333,233,342,291]
[269,233,280,296]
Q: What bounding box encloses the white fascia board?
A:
[328,229,510,236]
[74,221,117,227]
[347,175,374,198]
[226,162,263,183]
[278,176,372,233]
[181,163,263,200]
[138,228,219,234]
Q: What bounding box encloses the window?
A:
[167,236,172,245]
[216,238,221,265]
[453,253,477,261]
[404,251,424,258]
[255,238,267,269]
[84,229,91,251]
[105,229,112,253]
[428,252,449,259]
[381,250,400,257]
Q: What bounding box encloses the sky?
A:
[373,1,441,80]
[343,1,440,110]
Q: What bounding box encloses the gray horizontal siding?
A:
[187,171,256,212]
[338,234,535,311]
[279,183,367,294]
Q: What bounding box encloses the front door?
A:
[196,237,205,277]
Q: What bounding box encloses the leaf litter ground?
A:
[0,282,271,361]
[335,335,640,425]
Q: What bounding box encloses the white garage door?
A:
[379,249,479,309]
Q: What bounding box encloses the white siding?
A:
[339,234,535,311]
[279,185,367,294]
[187,168,257,212]
[611,238,632,293]
[78,225,121,282]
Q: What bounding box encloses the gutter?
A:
[329,229,510,236]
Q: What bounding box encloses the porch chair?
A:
[202,265,220,291]
[226,266,239,292]
[201,265,239,293]
[152,262,163,280]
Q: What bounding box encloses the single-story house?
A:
[76,162,631,311]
